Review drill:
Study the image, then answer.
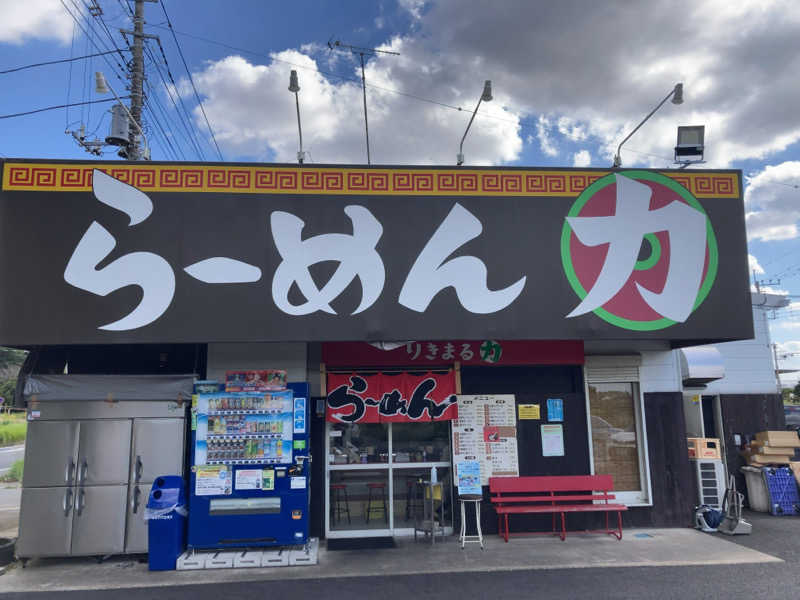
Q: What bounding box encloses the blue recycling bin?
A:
[146,476,187,571]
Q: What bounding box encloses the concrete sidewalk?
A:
[0,527,781,594]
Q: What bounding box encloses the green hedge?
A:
[0,459,23,482]
[0,416,26,446]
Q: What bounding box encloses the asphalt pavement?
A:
[2,511,799,599]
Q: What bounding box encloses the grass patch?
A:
[0,413,26,446]
[0,459,23,483]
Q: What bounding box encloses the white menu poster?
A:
[452,395,519,486]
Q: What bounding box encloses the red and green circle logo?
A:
[560,170,718,331]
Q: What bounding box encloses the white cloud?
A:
[0,0,73,44]
[386,0,800,168]
[745,161,800,241]
[536,116,558,157]
[749,254,765,274]
[178,1,800,170]
[572,150,591,167]
[398,0,427,20]
[188,50,522,164]
[558,117,587,142]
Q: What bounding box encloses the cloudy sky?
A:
[2,0,800,380]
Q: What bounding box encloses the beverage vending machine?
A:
[188,382,310,549]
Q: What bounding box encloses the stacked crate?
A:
[741,431,800,466]
[688,438,725,510]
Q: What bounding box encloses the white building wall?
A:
[584,340,681,394]
[640,350,682,393]
[206,343,307,384]
[701,305,778,395]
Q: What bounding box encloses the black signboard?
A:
[0,160,752,345]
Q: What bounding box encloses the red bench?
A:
[489,475,628,542]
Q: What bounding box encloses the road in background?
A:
[0,444,24,474]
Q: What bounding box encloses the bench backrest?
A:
[489,475,617,504]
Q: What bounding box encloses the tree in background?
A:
[784,388,795,405]
[792,383,800,404]
[0,347,26,408]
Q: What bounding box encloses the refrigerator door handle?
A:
[66,457,75,485]
[135,455,143,484]
[76,488,85,516]
[132,486,141,514]
[64,488,73,516]
[79,459,88,484]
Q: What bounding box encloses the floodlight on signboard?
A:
[674,125,705,167]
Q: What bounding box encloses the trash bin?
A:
[145,476,188,571]
[740,466,770,512]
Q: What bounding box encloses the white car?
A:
[591,415,636,444]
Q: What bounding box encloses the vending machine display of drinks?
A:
[187,382,310,549]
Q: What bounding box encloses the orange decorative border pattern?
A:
[1,163,740,198]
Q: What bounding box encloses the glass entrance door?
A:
[325,422,453,538]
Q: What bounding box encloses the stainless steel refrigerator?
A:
[16,374,192,558]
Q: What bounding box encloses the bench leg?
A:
[560,512,566,541]
[616,511,623,540]
[504,514,509,543]
[552,512,556,535]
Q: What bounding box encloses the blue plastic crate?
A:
[762,467,800,516]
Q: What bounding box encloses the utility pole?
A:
[121,0,158,160]
[327,39,399,165]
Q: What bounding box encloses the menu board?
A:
[451,395,519,486]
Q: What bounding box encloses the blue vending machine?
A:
[188,382,310,549]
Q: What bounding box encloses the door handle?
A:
[80,459,88,484]
[75,488,85,516]
[64,488,73,516]
[66,458,75,485]
[133,486,141,514]
[135,455,143,484]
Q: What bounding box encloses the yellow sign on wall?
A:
[518,404,541,420]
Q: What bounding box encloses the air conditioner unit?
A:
[694,459,726,510]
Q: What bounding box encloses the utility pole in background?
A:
[327,39,399,165]
[121,0,159,160]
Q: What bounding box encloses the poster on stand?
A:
[452,395,519,485]
[456,460,482,496]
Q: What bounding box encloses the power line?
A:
[0,97,128,120]
[143,77,185,160]
[148,24,471,114]
[65,21,76,128]
[59,0,127,84]
[160,1,224,161]
[146,38,207,160]
[147,23,523,130]
[0,50,119,75]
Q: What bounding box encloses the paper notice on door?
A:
[235,469,262,490]
[541,424,565,457]
[518,404,540,420]
[195,465,232,496]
